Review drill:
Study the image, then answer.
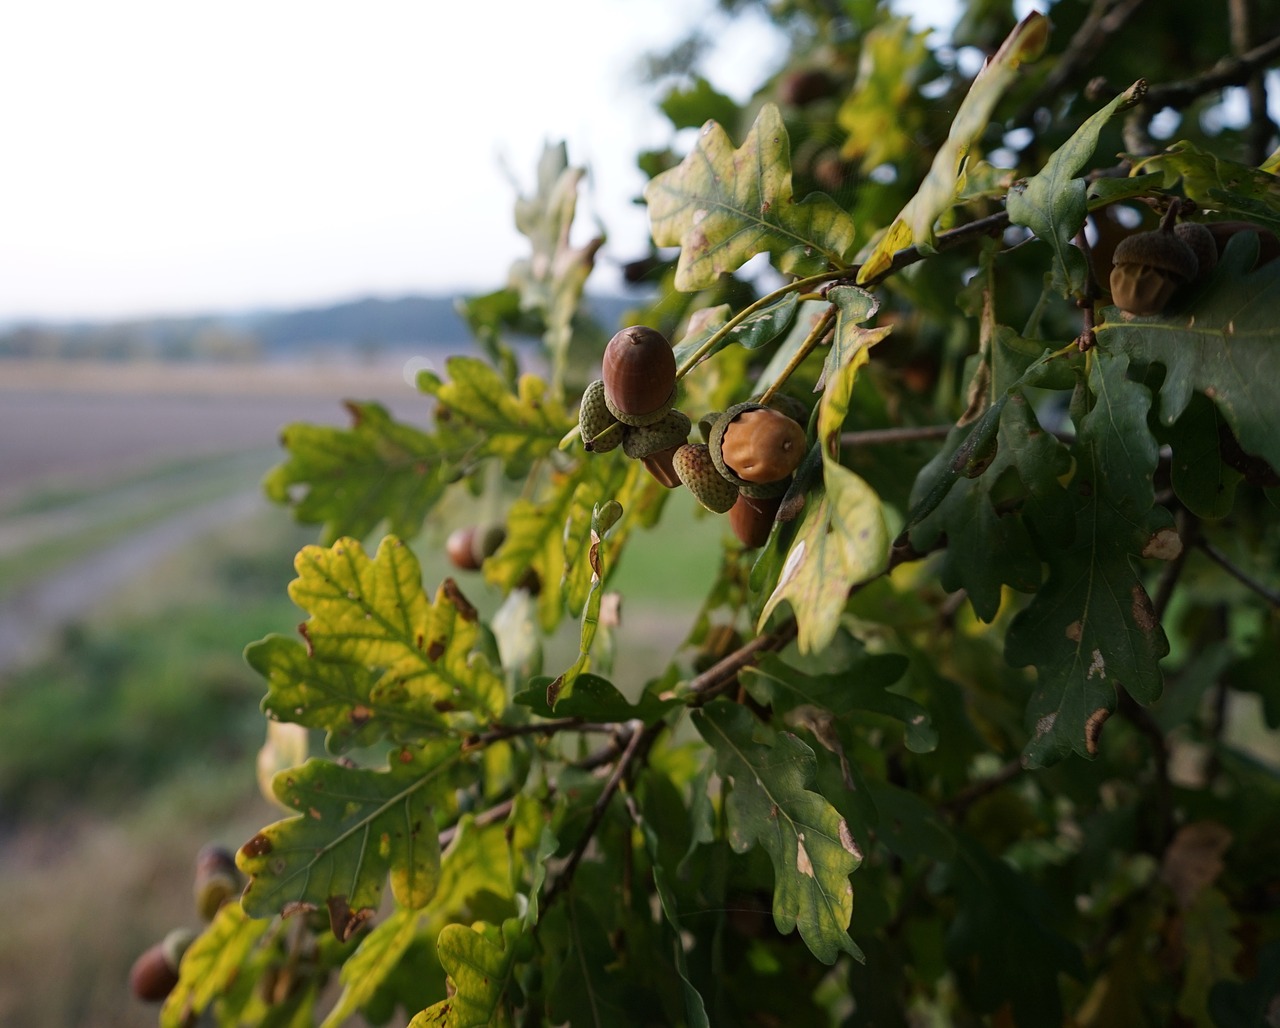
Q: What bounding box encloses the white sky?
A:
[0,0,960,322]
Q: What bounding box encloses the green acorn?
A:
[622,409,691,459]
[579,379,622,452]
[673,442,739,513]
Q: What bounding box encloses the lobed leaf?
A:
[265,401,447,544]
[1133,140,1280,231]
[644,102,857,291]
[1096,232,1280,473]
[418,356,572,478]
[1007,80,1146,296]
[858,12,1048,283]
[694,701,863,964]
[410,921,522,1027]
[237,740,461,927]
[160,903,274,1028]
[288,536,505,724]
[1006,351,1171,766]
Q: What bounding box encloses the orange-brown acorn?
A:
[1109,223,1198,316]
[710,402,807,489]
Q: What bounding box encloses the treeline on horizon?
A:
[0,292,636,362]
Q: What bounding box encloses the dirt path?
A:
[0,487,267,674]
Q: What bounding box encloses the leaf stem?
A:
[675,270,844,379]
[758,306,835,406]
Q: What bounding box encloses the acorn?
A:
[129,927,195,1002]
[709,402,808,489]
[194,844,242,922]
[1204,220,1280,268]
[1174,221,1218,280]
[1109,222,1198,315]
[623,408,691,489]
[601,326,678,427]
[579,379,622,453]
[445,524,506,571]
[729,491,784,548]
[673,443,739,513]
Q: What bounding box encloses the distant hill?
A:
[0,292,638,362]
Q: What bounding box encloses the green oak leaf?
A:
[410,921,523,1027]
[507,142,602,393]
[671,293,801,370]
[1161,391,1244,519]
[160,902,273,1028]
[694,701,863,964]
[1133,140,1280,231]
[837,17,931,172]
[418,356,572,479]
[859,12,1048,282]
[484,455,652,633]
[1007,80,1146,296]
[1096,232,1280,473]
[248,634,447,754]
[1006,351,1172,766]
[320,907,434,1028]
[759,290,890,653]
[265,401,447,545]
[288,536,505,723]
[644,102,857,291]
[747,649,934,752]
[908,391,1072,621]
[946,834,1083,1028]
[1177,887,1242,1024]
[237,739,461,928]
[660,75,740,132]
[514,672,680,724]
[321,814,517,1027]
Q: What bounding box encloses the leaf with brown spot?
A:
[238,739,461,925]
[694,701,863,964]
[1008,351,1171,766]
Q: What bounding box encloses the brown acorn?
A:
[129,928,195,1002]
[1174,221,1218,280]
[1109,224,1198,316]
[194,844,242,922]
[710,402,808,487]
[445,524,505,571]
[729,492,784,548]
[601,326,677,427]
[1204,220,1280,268]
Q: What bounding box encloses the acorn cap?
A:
[673,443,739,513]
[1174,221,1217,279]
[579,379,622,452]
[622,409,691,460]
[1112,229,1198,282]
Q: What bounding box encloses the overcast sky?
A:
[0,0,964,322]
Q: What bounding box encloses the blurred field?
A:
[0,354,723,1026]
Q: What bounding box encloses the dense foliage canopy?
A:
[147,1,1280,1024]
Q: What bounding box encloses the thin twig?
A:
[1142,34,1280,111]
[543,719,654,906]
[437,796,516,850]
[758,306,835,406]
[465,718,615,749]
[1229,0,1277,165]
[1197,539,1280,606]
[840,424,954,446]
[1013,0,1149,127]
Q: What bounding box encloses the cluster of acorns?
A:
[1109,214,1279,316]
[129,844,242,1002]
[579,326,809,548]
